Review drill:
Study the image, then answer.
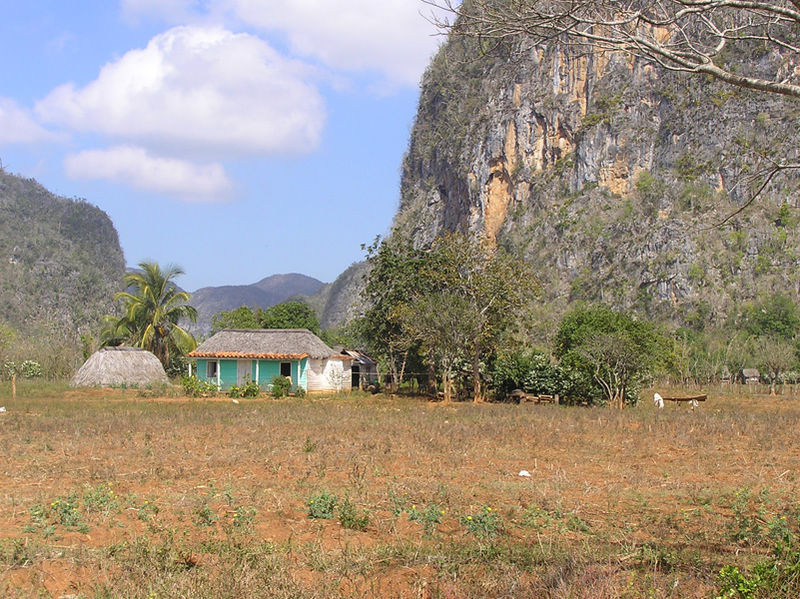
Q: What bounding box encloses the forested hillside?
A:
[0,169,125,371]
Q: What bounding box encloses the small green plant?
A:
[231,505,257,529]
[195,504,217,527]
[83,483,118,514]
[49,494,85,530]
[461,506,502,538]
[408,503,445,535]
[136,499,159,522]
[715,564,759,599]
[181,375,218,398]
[337,498,369,531]
[270,375,292,398]
[307,491,337,519]
[294,385,306,398]
[728,488,766,545]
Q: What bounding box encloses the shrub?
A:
[408,503,445,535]
[307,491,337,519]
[229,377,260,399]
[461,506,503,538]
[270,375,292,398]
[181,375,218,398]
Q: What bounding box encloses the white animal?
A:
[653,393,664,409]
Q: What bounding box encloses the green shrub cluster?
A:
[180,375,218,398]
[270,375,292,398]
[228,379,260,398]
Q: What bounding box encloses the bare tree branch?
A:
[423,0,800,98]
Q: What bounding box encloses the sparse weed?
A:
[195,504,217,527]
[230,505,257,529]
[337,498,369,531]
[408,503,445,535]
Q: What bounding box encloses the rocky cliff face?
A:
[393,32,800,331]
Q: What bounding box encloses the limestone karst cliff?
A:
[389,26,800,330]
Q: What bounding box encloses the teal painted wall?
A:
[196,359,220,386]
[255,359,306,391]
[196,358,307,391]
[219,360,237,389]
[299,358,308,390]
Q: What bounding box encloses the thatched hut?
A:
[71,347,169,387]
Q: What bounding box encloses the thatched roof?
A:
[189,329,344,360]
[71,347,169,387]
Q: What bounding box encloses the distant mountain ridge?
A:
[188,273,325,336]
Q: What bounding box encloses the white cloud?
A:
[65,146,232,200]
[221,0,447,87]
[36,26,325,155]
[0,98,57,145]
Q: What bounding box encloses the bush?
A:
[307,491,337,519]
[181,375,218,398]
[228,378,260,399]
[270,375,292,398]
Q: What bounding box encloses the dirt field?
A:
[1,386,799,598]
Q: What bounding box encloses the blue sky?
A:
[0,1,450,291]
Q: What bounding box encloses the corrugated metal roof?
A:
[188,329,338,360]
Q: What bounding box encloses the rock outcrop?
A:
[391,29,800,331]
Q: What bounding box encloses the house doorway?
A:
[237,360,251,385]
[351,365,360,389]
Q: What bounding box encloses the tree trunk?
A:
[472,346,483,403]
[427,361,437,395]
[442,371,452,403]
[11,373,16,400]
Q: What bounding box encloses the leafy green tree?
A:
[752,335,798,395]
[360,232,537,400]
[358,236,432,392]
[404,292,478,402]
[422,233,538,401]
[555,305,667,408]
[211,306,260,334]
[257,301,320,334]
[103,262,197,369]
[741,293,800,341]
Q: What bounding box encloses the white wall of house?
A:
[307,358,352,392]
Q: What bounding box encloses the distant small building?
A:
[71,347,169,387]
[740,368,761,384]
[188,329,352,393]
[339,349,378,390]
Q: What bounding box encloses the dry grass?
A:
[1,386,799,597]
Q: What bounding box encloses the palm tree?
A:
[103,262,197,368]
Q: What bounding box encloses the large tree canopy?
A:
[360,232,537,401]
[211,301,320,335]
[555,304,668,408]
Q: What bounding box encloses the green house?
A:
[187,329,352,393]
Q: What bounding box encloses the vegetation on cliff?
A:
[0,169,125,377]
